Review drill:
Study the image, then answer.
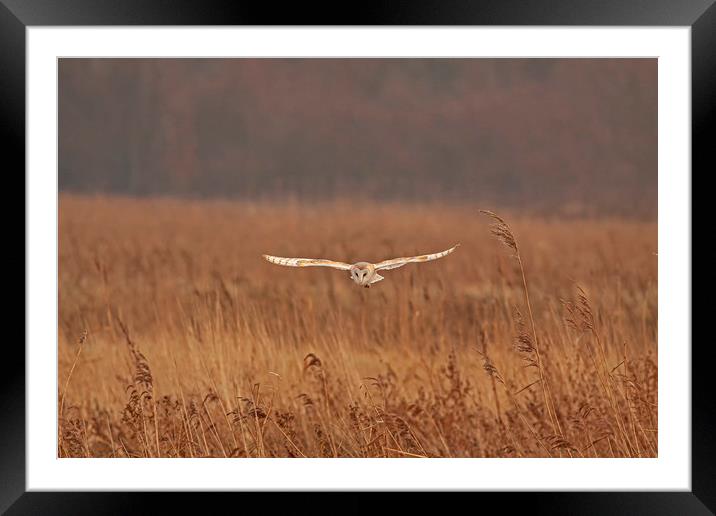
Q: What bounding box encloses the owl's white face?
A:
[350,263,374,287]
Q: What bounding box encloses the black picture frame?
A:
[4,0,708,512]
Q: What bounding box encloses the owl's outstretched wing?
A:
[263,254,352,270]
[374,244,460,271]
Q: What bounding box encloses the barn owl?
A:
[262,244,459,288]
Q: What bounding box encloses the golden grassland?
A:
[58,194,657,458]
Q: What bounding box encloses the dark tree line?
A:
[59,58,656,217]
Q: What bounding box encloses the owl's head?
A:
[350,263,372,286]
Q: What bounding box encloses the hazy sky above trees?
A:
[59,58,656,217]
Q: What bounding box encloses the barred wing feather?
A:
[374,244,460,271]
[262,254,352,270]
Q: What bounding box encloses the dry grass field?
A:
[58,194,657,458]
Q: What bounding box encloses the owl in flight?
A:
[262,244,459,288]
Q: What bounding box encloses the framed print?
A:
[5,0,710,512]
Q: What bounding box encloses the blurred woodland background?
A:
[59,58,656,217]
